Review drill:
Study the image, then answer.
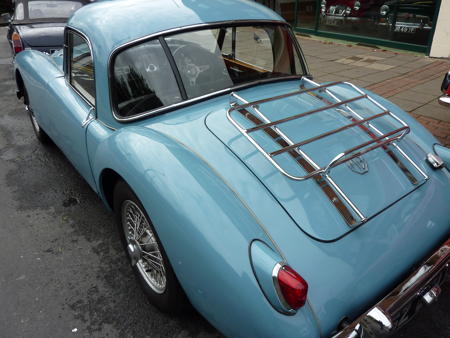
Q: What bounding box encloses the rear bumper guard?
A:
[334,238,450,337]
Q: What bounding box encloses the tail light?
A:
[274,264,308,310]
[12,32,23,54]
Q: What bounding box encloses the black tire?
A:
[113,180,187,313]
[24,88,50,144]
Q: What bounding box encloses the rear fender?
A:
[87,124,320,337]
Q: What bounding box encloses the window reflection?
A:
[166,25,304,99]
[298,0,318,29]
[318,0,436,46]
[251,0,437,47]
[112,40,182,117]
[69,31,95,105]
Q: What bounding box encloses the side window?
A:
[68,31,95,105]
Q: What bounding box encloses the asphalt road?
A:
[0,27,448,337]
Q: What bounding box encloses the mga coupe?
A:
[13,0,450,337]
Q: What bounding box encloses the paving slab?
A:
[332,67,380,79]
[353,71,395,84]
[414,102,450,123]
[389,97,425,112]
[314,73,345,83]
[390,90,438,104]
[409,77,445,93]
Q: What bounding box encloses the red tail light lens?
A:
[12,32,23,54]
[277,265,308,310]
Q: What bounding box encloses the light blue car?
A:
[13,0,450,336]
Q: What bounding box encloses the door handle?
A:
[82,107,95,128]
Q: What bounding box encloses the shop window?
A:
[318,0,437,46]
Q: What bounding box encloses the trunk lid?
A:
[205,79,429,241]
[16,23,65,48]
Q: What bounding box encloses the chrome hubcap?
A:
[122,200,167,294]
[127,239,141,267]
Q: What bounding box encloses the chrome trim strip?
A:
[334,238,450,338]
[271,263,296,315]
[110,20,287,58]
[156,127,287,262]
[97,119,117,131]
[106,20,308,123]
[324,173,365,222]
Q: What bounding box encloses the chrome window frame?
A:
[108,20,311,123]
[64,26,96,109]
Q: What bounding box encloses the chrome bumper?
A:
[334,238,450,338]
[438,95,450,108]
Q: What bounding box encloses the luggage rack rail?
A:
[227,78,428,225]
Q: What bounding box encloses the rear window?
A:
[112,40,182,118]
[110,24,305,119]
[28,1,83,19]
[165,25,304,99]
[14,3,25,20]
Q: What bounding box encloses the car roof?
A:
[68,0,284,55]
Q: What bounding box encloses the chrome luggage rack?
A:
[227,78,428,226]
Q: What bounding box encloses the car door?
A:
[43,28,96,189]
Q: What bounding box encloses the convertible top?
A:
[68,0,284,54]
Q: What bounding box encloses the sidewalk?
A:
[297,35,450,147]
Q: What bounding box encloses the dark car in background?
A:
[0,0,89,55]
[380,0,435,33]
[321,0,384,19]
[439,71,450,108]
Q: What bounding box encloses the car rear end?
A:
[10,0,90,55]
[204,77,450,336]
[13,22,65,54]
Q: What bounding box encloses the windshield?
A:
[112,24,306,118]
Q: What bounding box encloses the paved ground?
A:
[299,35,450,147]
[0,26,449,338]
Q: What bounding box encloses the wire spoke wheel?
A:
[122,200,167,294]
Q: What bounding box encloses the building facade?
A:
[254,0,447,57]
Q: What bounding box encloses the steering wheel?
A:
[172,44,211,87]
